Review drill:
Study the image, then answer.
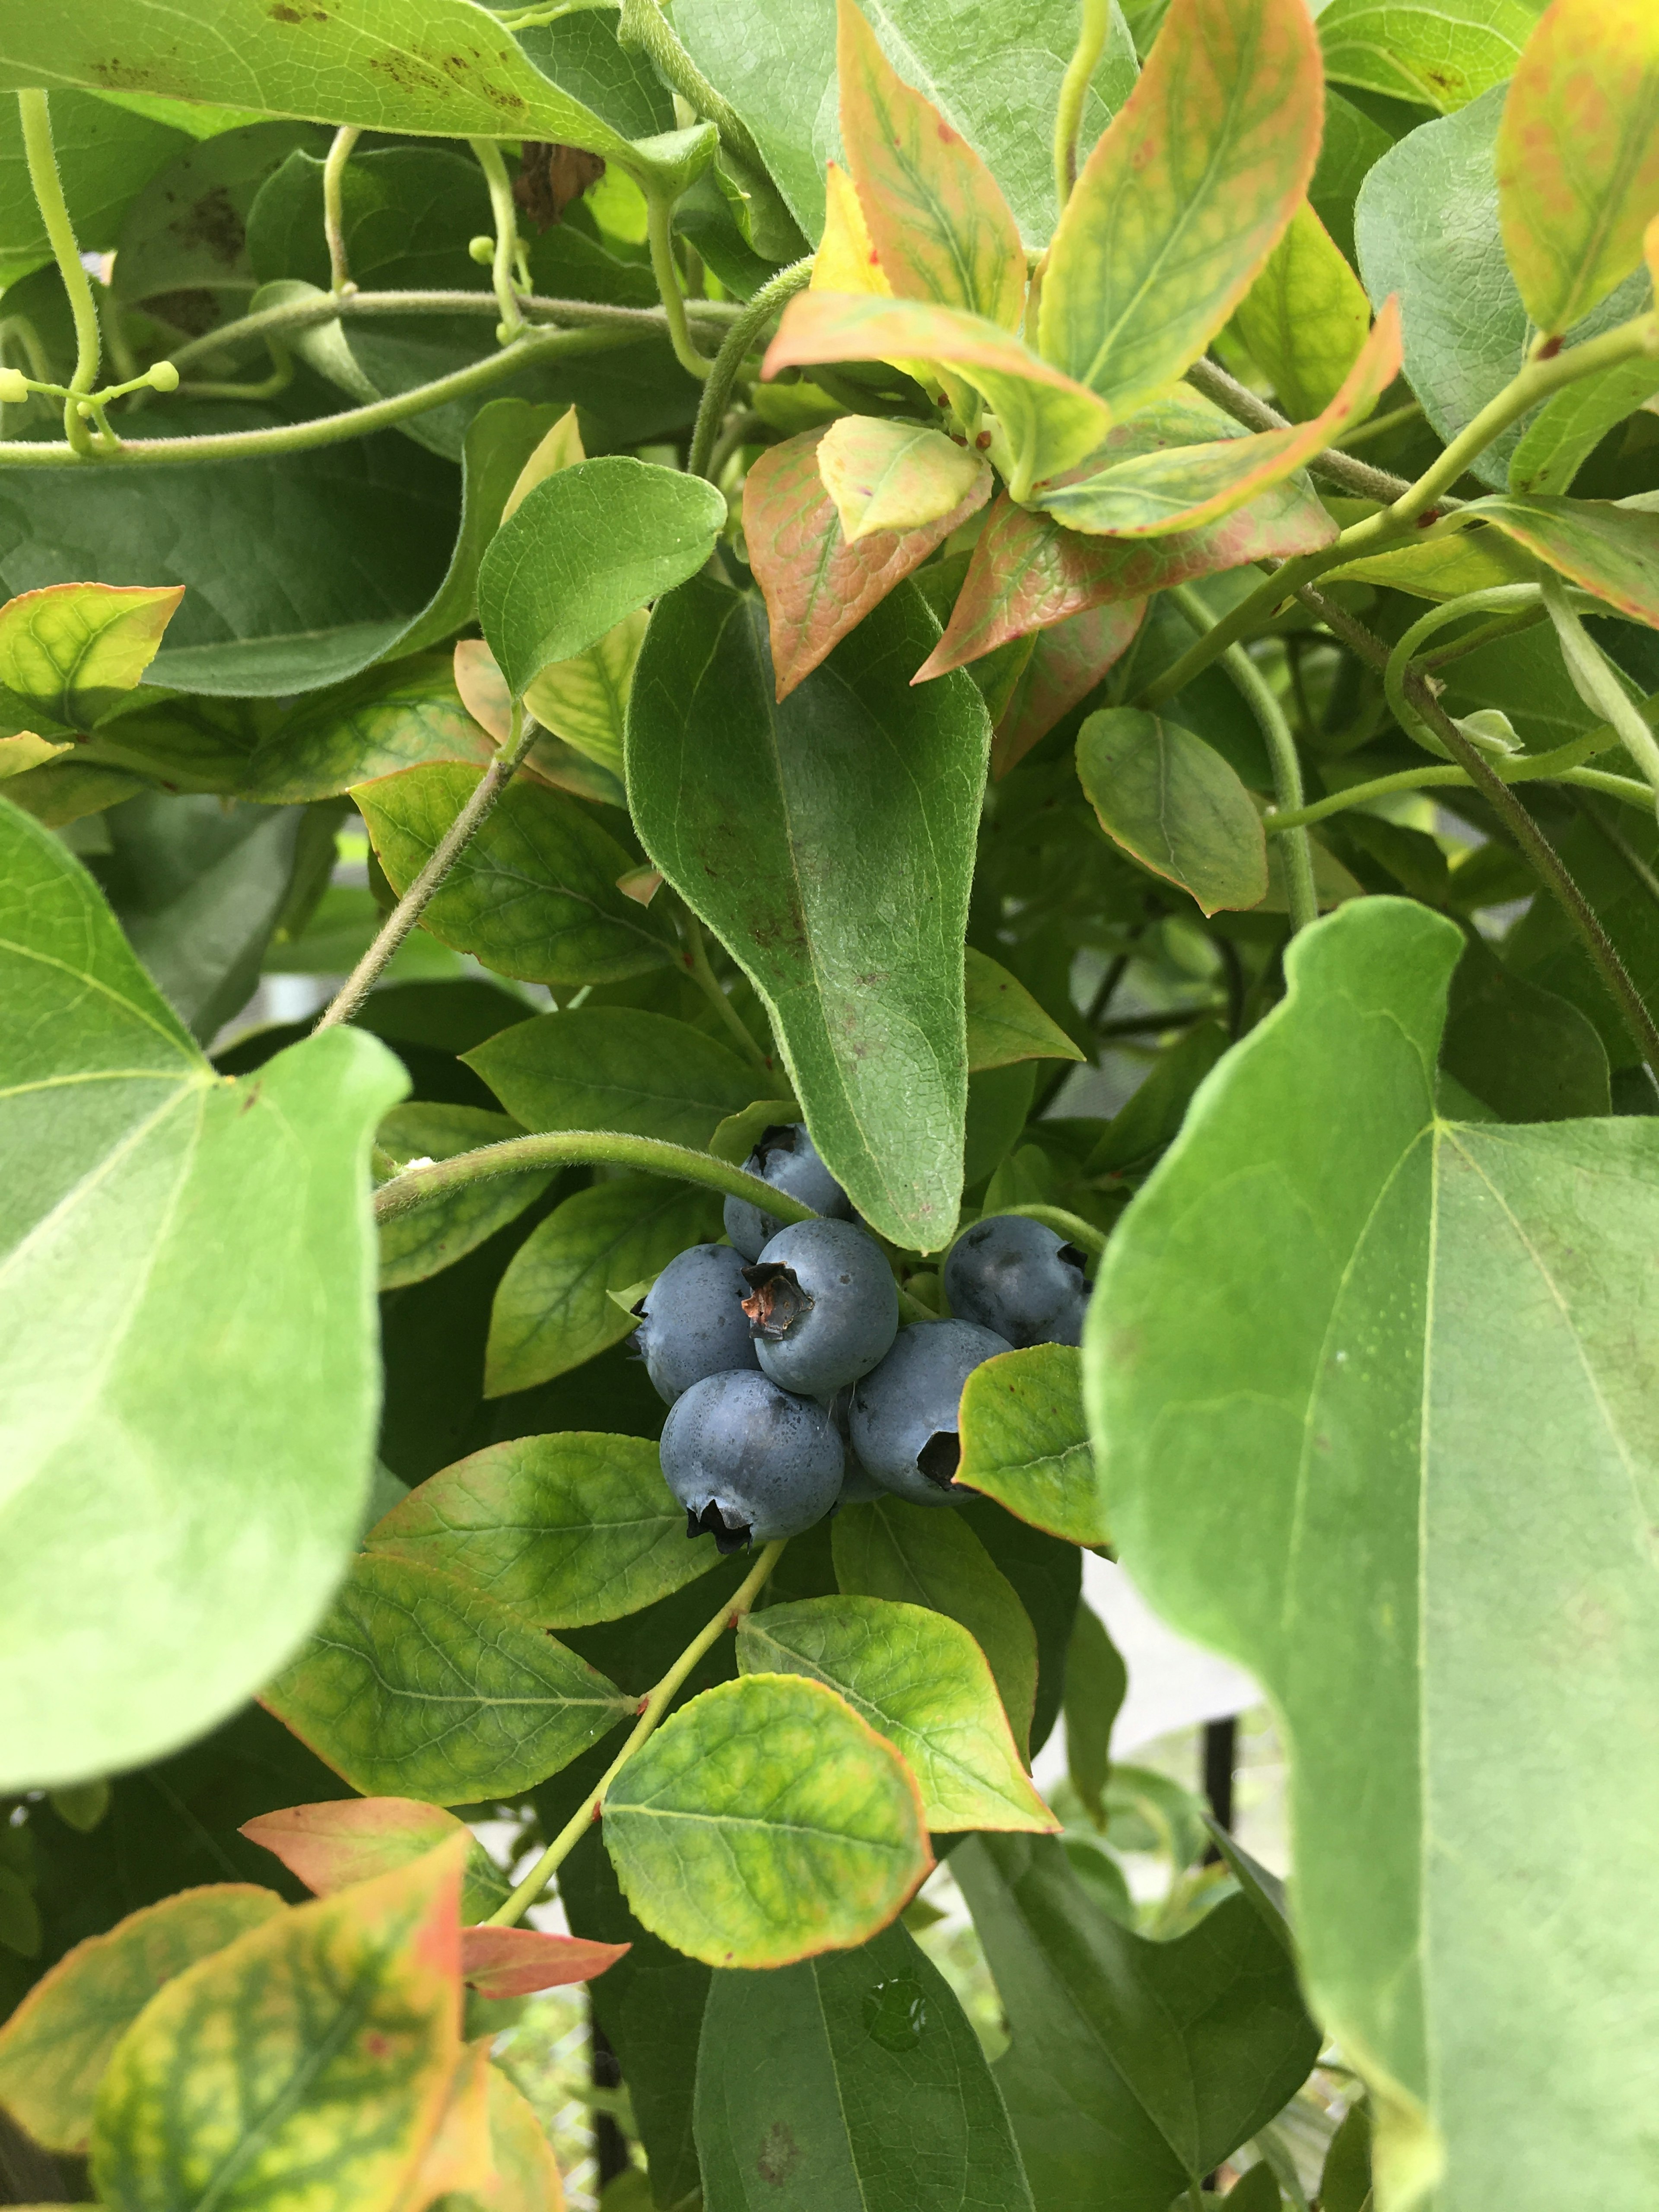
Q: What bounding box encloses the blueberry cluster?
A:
[632,1125,1092,1553]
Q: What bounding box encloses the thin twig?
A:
[322,126,360,295]
[688,257,812,480]
[17,92,100,455]
[1184,356,1416,506]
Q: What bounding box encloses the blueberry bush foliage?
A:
[0,0,1656,2204]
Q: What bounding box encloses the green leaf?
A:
[1076,707,1269,915]
[836,0,1024,327]
[1319,0,1544,113]
[0,89,189,270]
[356,762,674,986]
[1039,0,1323,417]
[375,1103,552,1291]
[0,1886,285,2155]
[524,608,645,783]
[743,427,988,701]
[738,1595,1055,1832]
[89,1837,469,2212]
[695,1918,1037,2212]
[626,574,987,1252]
[1321,2104,1374,2212]
[245,653,495,805]
[0,0,644,156]
[0,583,183,728]
[1063,1603,1127,1826]
[1496,0,1659,336]
[240,1798,510,1924]
[465,1007,762,1150]
[1441,934,1611,1121]
[1234,199,1375,420]
[604,1673,932,1969]
[673,0,1137,248]
[954,1833,1320,2212]
[0,801,404,1792]
[831,1498,1039,1754]
[1085,896,1659,2201]
[484,1174,724,1397]
[366,1433,721,1629]
[965,947,1087,1071]
[1506,356,1659,495]
[1456,491,1659,624]
[479,459,728,699]
[1354,87,1653,488]
[955,1344,1107,1544]
[1088,1017,1231,1173]
[817,416,992,543]
[1506,811,1659,1062]
[264,1556,632,1803]
[1310,89,1396,262]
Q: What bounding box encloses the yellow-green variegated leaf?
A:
[0,583,183,728]
[816,415,991,542]
[956,1344,1109,1545]
[1235,199,1373,420]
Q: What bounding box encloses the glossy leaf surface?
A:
[0,582,182,728]
[696,1919,1036,2212]
[956,1833,1320,2212]
[604,1674,932,1968]
[956,1345,1107,1544]
[1496,0,1659,336]
[1086,897,1659,2207]
[816,415,991,543]
[627,575,987,1252]
[1077,707,1269,915]
[1319,0,1542,113]
[484,1176,723,1397]
[737,1596,1055,1832]
[0,1887,284,2155]
[964,948,1086,1071]
[0,803,403,1789]
[479,460,728,699]
[89,1838,467,2212]
[264,1557,632,1804]
[1039,0,1323,417]
[240,1799,510,1925]
[466,1007,763,1150]
[831,1499,1038,1753]
[356,763,674,986]
[366,1433,720,1628]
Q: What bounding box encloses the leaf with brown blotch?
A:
[459,1926,630,1999]
[744,428,989,701]
[992,601,1147,779]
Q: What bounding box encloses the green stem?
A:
[323,125,360,295]
[17,91,100,457]
[687,257,813,480]
[373,1131,823,1227]
[616,0,772,184]
[180,339,293,404]
[680,909,772,1071]
[1264,758,1654,832]
[486,1540,787,1928]
[644,189,711,379]
[1381,585,1545,759]
[315,701,541,1031]
[1053,0,1110,215]
[1171,585,1316,931]
[469,137,527,340]
[1331,397,1422,451]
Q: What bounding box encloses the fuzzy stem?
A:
[1053,0,1110,215]
[374,1131,824,1227]
[486,1540,788,1928]
[16,91,100,456]
[644,190,712,379]
[323,125,361,294]
[687,257,812,480]
[616,0,772,183]
[469,137,528,339]
[680,909,772,1070]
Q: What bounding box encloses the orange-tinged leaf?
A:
[813,159,889,297]
[992,601,1147,778]
[0,582,185,728]
[743,427,988,700]
[764,291,1114,489]
[239,1799,511,1925]
[454,638,513,744]
[1041,296,1402,537]
[1496,0,1659,337]
[477,2066,563,2212]
[837,0,1024,330]
[1456,492,1659,625]
[1234,198,1373,420]
[459,1926,630,1999]
[1039,0,1324,416]
[89,1834,468,2212]
[817,414,991,540]
[395,2039,494,2212]
[0,1886,285,2155]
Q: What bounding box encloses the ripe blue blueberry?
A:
[826,1383,887,1503]
[849,1320,1011,1506]
[943,1214,1090,1348]
[660,1368,844,1550]
[723,1122,853,1261]
[631,1243,759,1405]
[741,1217,899,1399]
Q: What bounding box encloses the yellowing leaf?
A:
[813,158,888,297]
[765,291,1115,490]
[957,1344,1109,1545]
[89,1837,469,2212]
[1496,0,1659,337]
[1041,296,1403,537]
[837,0,1025,330]
[501,404,585,524]
[395,2038,494,2212]
[0,1886,285,2155]
[1235,199,1373,419]
[0,733,71,779]
[479,2065,565,2212]
[523,609,645,781]
[744,427,985,701]
[1077,706,1269,915]
[1456,492,1659,624]
[240,1798,511,1924]
[817,414,991,541]
[0,582,184,728]
[1039,0,1324,418]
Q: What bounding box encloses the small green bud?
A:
[146,359,180,393]
[468,234,496,264]
[0,366,27,404]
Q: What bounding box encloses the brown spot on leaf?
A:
[756,2123,802,2185]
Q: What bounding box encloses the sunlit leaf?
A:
[604,1674,932,1969]
[479,2063,565,2212]
[1496,0,1659,336]
[1076,706,1269,915]
[0,582,182,729]
[523,610,645,784]
[955,1345,1107,1545]
[816,415,991,543]
[965,947,1086,1072]
[458,1926,629,1999]
[1319,0,1543,114]
[813,156,889,297]
[1039,0,1323,417]
[240,1799,511,1925]
[1234,199,1374,420]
